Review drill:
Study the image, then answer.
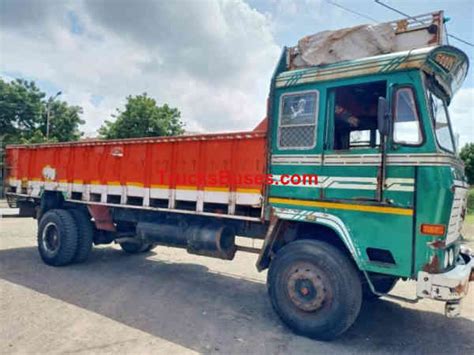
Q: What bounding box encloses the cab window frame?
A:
[277,90,319,151]
[427,89,456,154]
[391,85,425,147]
[327,80,386,151]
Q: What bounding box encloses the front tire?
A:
[267,240,362,341]
[37,209,79,266]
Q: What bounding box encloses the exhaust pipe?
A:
[136,221,236,260]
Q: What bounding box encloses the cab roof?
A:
[275,45,469,100]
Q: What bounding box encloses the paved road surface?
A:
[1,215,473,354]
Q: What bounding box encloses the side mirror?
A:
[377,97,391,136]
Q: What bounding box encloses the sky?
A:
[0,0,473,146]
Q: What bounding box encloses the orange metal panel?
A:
[202,138,233,189]
[6,148,19,179]
[86,145,105,184]
[123,143,147,185]
[175,140,201,188]
[149,142,173,188]
[102,144,124,185]
[5,131,267,194]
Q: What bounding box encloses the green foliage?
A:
[20,130,58,144]
[0,79,44,144]
[460,143,474,185]
[467,189,474,214]
[99,93,184,139]
[41,100,84,142]
[0,78,84,144]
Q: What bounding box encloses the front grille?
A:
[446,187,468,244]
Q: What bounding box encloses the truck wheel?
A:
[362,275,398,300]
[267,240,362,341]
[69,209,94,263]
[120,240,156,254]
[37,209,79,266]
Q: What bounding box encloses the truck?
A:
[4,11,473,340]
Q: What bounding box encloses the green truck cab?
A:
[262,13,472,337]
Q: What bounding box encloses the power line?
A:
[374,0,474,47]
[374,0,423,24]
[324,0,378,23]
[444,33,474,47]
[324,0,474,60]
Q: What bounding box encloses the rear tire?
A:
[120,240,156,254]
[69,209,94,263]
[267,240,362,341]
[37,209,78,266]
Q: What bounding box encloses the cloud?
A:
[0,0,280,134]
[0,0,472,147]
[83,0,279,89]
[0,0,52,29]
[449,87,474,148]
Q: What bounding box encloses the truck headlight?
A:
[444,252,449,268]
[449,248,455,266]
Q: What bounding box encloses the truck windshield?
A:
[427,90,456,153]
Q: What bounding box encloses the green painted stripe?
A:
[277,53,427,80]
[269,197,414,216]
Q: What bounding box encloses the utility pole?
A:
[46,91,62,139]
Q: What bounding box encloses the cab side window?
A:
[393,87,422,145]
[332,81,386,150]
[278,91,318,149]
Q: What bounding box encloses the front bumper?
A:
[417,249,473,303]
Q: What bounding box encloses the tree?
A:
[460,143,474,185]
[37,100,84,143]
[0,78,44,144]
[0,78,84,144]
[19,130,57,144]
[99,93,184,139]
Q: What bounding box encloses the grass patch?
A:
[463,188,474,241]
[468,188,474,215]
[465,214,474,224]
[463,213,474,241]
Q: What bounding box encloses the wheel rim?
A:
[42,222,60,256]
[286,262,329,312]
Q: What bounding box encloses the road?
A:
[0,213,473,354]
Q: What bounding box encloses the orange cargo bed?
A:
[5,131,267,220]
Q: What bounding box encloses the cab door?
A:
[321,79,418,277]
[321,80,420,208]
